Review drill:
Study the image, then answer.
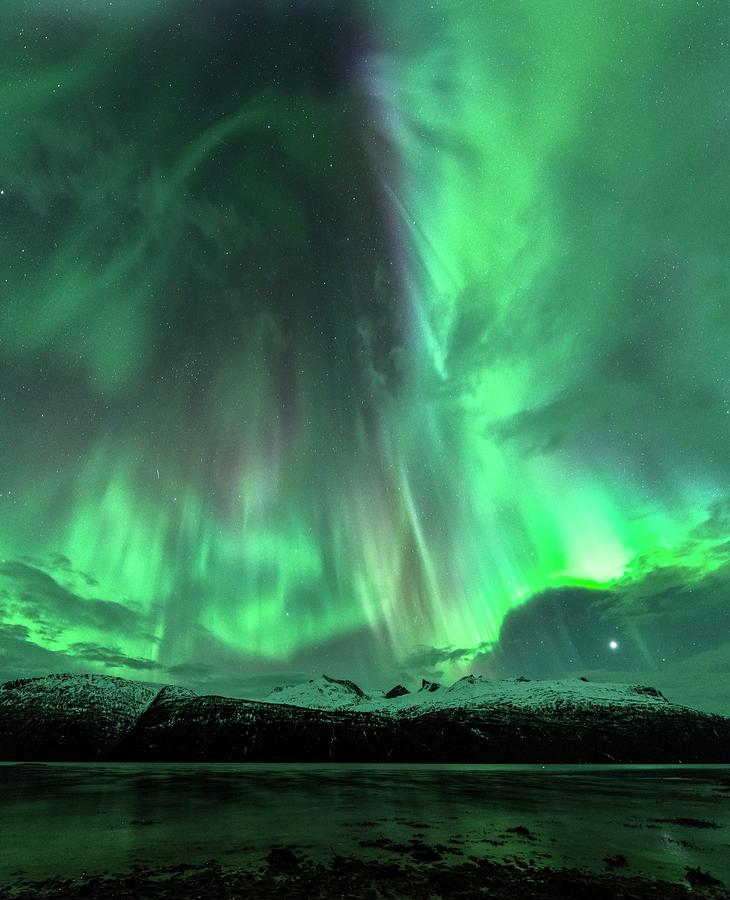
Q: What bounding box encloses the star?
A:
[609,640,619,651]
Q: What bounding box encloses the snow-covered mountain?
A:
[268,674,366,710]
[1,672,728,763]
[0,673,160,758]
[266,674,672,718]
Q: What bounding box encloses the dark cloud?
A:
[0,560,146,638]
[480,587,629,679]
[69,643,163,671]
[691,496,730,540]
[492,389,598,457]
[403,642,493,674]
[166,662,215,679]
[0,623,31,642]
[0,623,82,684]
[17,553,100,588]
[479,558,730,715]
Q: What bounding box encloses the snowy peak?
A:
[265,674,677,716]
[0,673,160,711]
[266,674,366,709]
[0,673,163,757]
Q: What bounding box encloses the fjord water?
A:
[1,764,728,888]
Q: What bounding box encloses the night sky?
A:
[1,1,729,714]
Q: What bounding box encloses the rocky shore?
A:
[1,850,726,900]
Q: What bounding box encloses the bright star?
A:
[609,640,618,650]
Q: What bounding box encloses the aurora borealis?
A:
[1,1,729,712]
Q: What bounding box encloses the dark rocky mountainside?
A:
[1,673,728,762]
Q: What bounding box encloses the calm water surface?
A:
[1,764,728,887]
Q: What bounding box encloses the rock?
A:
[632,685,666,700]
[506,825,536,840]
[685,866,723,888]
[266,847,301,873]
[385,685,410,699]
[322,675,365,697]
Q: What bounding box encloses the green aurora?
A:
[1,0,729,711]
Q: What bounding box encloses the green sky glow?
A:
[1,0,729,711]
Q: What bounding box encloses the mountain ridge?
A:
[1,672,728,763]
[263,672,677,717]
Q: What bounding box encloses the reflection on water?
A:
[0,764,728,886]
